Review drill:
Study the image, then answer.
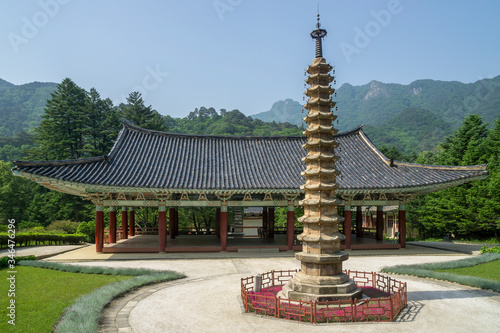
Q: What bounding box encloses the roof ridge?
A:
[123,121,362,140]
[13,156,104,167]
[393,161,488,171]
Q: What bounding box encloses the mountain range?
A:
[253,76,500,153]
[1,75,499,154]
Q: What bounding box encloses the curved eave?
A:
[340,173,488,196]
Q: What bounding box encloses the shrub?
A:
[0,255,36,268]
[481,246,500,254]
[77,221,95,242]
[46,220,80,234]
[0,233,87,248]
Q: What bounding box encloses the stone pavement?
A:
[59,254,500,333]
[0,244,88,259]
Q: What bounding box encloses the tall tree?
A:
[29,78,89,160]
[84,88,120,156]
[118,92,166,131]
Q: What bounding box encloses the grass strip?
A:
[435,260,500,282]
[18,260,184,333]
[381,253,500,292]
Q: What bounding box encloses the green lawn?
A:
[0,266,133,333]
[434,259,500,282]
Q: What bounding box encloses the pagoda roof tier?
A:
[307,62,333,73]
[12,123,488,197]
[306,73,334,84]
[305,85,334,96]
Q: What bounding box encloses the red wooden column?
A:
[399,205,406,248]
[344,206,352,249]
[220,206,228,251]
[262,207,268,237]
[95,205,104,253]
[159,206,167,252]
[129,207,135,237]
[169,207,176,239]
[109,207,117,244]
[376,206,384,241]
[268,207,275,239]
[174,207,179,236]
[121,207,128,239]
[215,207,221,239]
[286,206,295,250]
[356,206,363,238]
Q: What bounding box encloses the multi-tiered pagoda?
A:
[279,15,362,302]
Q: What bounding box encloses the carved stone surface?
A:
[279,23,361,302]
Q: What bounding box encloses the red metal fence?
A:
[241,269,407,324]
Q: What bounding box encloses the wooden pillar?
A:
[399,205,406,248]
[95,205,104,252]
[129,207,135,237]
[356,206,363,237]
[268,207,275,239]
[121,207,128,239]
[286,206,295,250]
[174,208,179,236]
[216,207,221,239]
[344,206,352,249]
[220,206,228,251]
[159,206,167,252]
[109,207,117,244]
[262,207,268,237]
[376,206,384,241]
[169,207,176,239]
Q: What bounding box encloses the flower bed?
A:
[241,270,407,324]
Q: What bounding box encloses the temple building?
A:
[11,20,488,255]
[12,122,487,253]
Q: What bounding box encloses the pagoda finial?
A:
[310,7,327,58]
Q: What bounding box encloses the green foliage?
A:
[0,233,86,248]
[0,80,57,137]
[119,91,166,131]
[365,108,453,155]
[0,255,36,268]
[76,221,95,242]
[46,220,81,234]
[408,114,500,239]
[167,107,301,136]
[481,246,500,254]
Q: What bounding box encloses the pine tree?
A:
[84,88,120,155]
[30,78,89,160]
[118,92,166,131]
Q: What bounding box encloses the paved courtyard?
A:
[58,252,500,333]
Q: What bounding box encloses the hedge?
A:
[0,233,87,248]
[0,255,36,268]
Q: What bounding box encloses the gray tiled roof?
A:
[13,123,488,192]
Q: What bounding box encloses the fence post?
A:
[352,298,356,322]
[389,295,394,321]
[255,274,262,292]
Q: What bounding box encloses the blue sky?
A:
[1,0,499,118]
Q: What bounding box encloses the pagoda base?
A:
[278,272,362,302]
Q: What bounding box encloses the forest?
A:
[0,77,499,242]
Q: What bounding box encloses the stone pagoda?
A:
[279,15,362,302]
